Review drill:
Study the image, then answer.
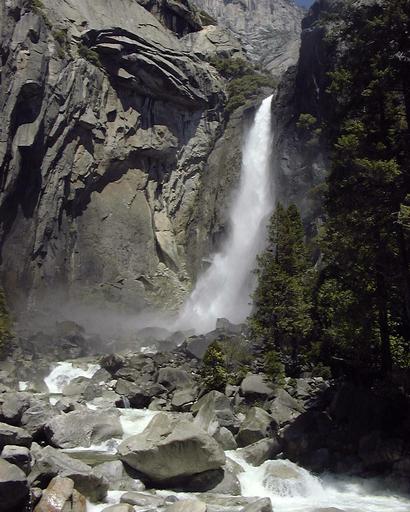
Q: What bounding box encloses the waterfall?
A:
[177,95,274,333]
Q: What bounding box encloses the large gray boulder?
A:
[238,438,281,467]
[193,390,238,435]
[118,413,225,484]
[45,409,122,449]
[94,461,145,492]
[166,499,207,512]
[157,367,194,391]
[0,392,31,425]
[0,458,29,512]
[34,476,86,512]
[29,443,108,502]
[240,374,276,401]
[1,445,31,475]
[0,422,32,449]
[236,407,276,447]
[240,498,273,512]
[269,388,304,427]
[20,400,59,437]
[120,492,165,507]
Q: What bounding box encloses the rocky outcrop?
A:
[0,0,304,322]
[191,0,304,77]
[0,0,234,318]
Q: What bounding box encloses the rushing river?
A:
[42,361,410,512]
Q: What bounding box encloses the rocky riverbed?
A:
[0,319,409,512]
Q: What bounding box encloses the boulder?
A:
[62,377,92,397]
[120,492,165,507]
[102,506,133,512]
[358,431,403,469]
[240,498,273,512]
[269,388,304,427]
[213,426,237,450]
[239,438,281,467]
[236,407,276,447]
[94,461,145,491]
[115,379,151,408]
[34,476,86,512]
[215,318,243,333]
[45,409,122,449]
[183,336,215,359]
[29,444,108,502]
[171,388,197,411]
[240,374,275,401]
[193,390,238,434]
[118,413,225,483]
[20,401,59,437]
[0,392,31,425]
[166,499,207,512]
[1,445,31,474]
[0,458,29,512]
[157,367,194,391]
[280,411,332,461]
[208,457,242,495]
[0,422,32,449]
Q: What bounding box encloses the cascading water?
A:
[227,453,410,512]
[177,95,274,333]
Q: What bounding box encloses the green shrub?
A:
[202,341,229,392]
[311,362,332,380]
[0,289,13,360]
[53,28,69,58]
[264,350,285,386]
[78,43,101,67]
[209,57,276,113]
[26,0,52,29]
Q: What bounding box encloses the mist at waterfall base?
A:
[175,95,274,334]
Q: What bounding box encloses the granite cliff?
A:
[0,0,303,319]
[191,0,304,78]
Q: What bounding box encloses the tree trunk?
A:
[375,267,392,376]
[398,226,410,328]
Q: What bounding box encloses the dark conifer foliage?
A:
[316,0,410,374]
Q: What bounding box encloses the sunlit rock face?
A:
[0,0,303,319]
[0,0,228,315]
[191,0,304,77]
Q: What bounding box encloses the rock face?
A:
[0,0,304,322]
[118,413,226,484]
[0,0,230,317]
[191,0,304,77]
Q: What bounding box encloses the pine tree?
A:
[250,204,313,367]
[316,0,410,375]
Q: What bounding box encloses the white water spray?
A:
[178,95,274,333]
[227,453,410,512]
